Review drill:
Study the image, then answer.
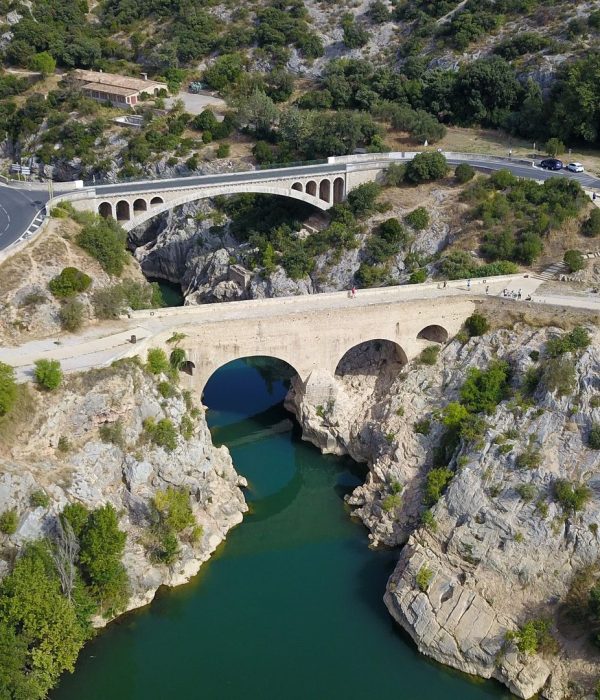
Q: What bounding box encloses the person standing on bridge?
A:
[351,286,356,298]
[467,278,471,291]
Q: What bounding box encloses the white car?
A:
[567,162,584,173]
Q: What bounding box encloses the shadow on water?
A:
[52,356,516,700]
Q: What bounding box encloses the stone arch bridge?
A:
[123,287,489,396]
[69,159,389,230]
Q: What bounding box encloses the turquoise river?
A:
[53,358,513,700]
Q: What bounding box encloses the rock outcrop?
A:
[0,361,247,620]
[287,324,600,698]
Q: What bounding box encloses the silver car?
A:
[567,162,584,173]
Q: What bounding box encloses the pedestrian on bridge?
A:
[351,286,356,299]
[467,278,471,291]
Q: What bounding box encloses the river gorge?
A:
[51,358,510,700]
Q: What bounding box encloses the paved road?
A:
[1,153,600,252]
[0,183,49,250]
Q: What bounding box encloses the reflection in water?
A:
[52,357,513,700]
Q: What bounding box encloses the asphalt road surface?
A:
[1,154,600,251]
[0,183,49,250]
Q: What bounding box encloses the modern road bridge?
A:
[1,152,600,247]
[71,152,600,232]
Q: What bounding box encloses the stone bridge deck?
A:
[0,274,555,393]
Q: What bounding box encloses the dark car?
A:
[539,158,563,171]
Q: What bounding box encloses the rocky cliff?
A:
[286,318,600,698]
[0,360,247,618]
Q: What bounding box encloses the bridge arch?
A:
[417,325,449,343]
[333,177,344,204]
[201,354,301,399]
[98,201,113,219]
[335,339,408,378]
[292,182,303,192]
[305,180,317,197]
[150,196,164,206]
[116,200,130,221]
[133,198,148,214]
[319,179,331,203]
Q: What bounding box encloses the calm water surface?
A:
[53,359,513,700]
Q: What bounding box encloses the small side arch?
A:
[335,339,408,379]
[292,182,303,192]
[305,180,317,197]
[417,325,449,343]
[319,178,331,203]
[116,200,130,221]
[333,177,344,203]
[133,198,148,214]
[181,360,195,376]
[150,196,164,206]
[98,201,113,218]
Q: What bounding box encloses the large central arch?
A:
[96,182,339,230]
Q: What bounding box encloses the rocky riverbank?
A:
[0,360,247,620]
[286,318,600,699]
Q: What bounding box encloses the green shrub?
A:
[146,348,169,375]
[416,564,433,592]
[516,447,542,470]
[152,487,195,533]
[546,327,590,357]
[347,182,381,216]
[0,362,17,416]
[382,492,402,512]
[545,138,565,157]
[419,345,440,365]
[180,414,194,440]
[424,467,453,505]
[59,299,85,332]
[404,207,429,230]
[169,348,186,370]
[409,268,427,284]
[582,208,600,237]
[460,360,510,414]
[76,217,128,276]
[465,312,489,337]
[516,483,536,502]
[57,436,71,453]
[421,509,437,531]
[157,382,176,399]
[34,359,62,391]
[506,618,556,655]
[385,163,407,186]
[30,490,50,508]
[144,418,178,451]
[455,163,475,183]
[216,143,230,158]
[589,424,600,450]
[414,419,431,435]
[99,420,125,448]
[60,502,90,537]
[0,508,18,534]
[48,267,92,298]
[405,152,448,183]
[541,356,577,396]
[563,249,585,273]
[554,479,591,513]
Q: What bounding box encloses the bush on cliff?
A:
[34,359,63,391]
[49,267,92,298]
[76,217,128,276]
[0,362,17,416]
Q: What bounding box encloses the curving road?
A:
[0,183,50,250]
[1,153,600,252]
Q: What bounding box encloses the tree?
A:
[347,182,381,216]
[0,542,89,699]
[235,89,278,136]
[76,217,127,276]
[51,517,79,601]
[342,14,369,48]
[405,152,448,183]
[34,359,63,391]
[78,504,129,616]
[28,51,56,76]
[0,362,17,416]
[460,360,510,414]
[203,53,245,91]
[368,0,390,23]
[545,138,565,157]
[564,249,585,273]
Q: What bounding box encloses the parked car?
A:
[539,158,563,170]
[567,162,584,173]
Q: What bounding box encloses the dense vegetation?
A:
[0,503,129,698]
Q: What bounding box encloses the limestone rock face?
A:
[287,325,600,698]
[0,363,247,622]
